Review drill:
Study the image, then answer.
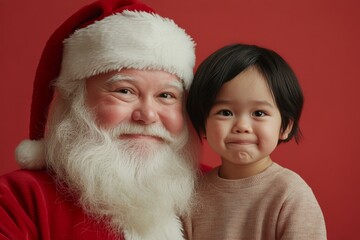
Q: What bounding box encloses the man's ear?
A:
[279,120,294,140]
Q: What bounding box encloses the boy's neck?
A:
[218,157,273,179]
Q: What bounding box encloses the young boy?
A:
[185,44,327,239]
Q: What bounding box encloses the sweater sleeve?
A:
[276,183,327,240]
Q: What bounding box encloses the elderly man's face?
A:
[85,69,185,139]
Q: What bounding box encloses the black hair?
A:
[186,44,304,144]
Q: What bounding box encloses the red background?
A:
[1,0,359,239]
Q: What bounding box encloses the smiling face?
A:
[86,68,185,142]
[205,66,292,179]
[45,69,197,239]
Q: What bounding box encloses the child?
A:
[184,44,327,239]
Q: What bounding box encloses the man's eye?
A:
[159,93,174,99]
[116,88,132,94]
[217,110,233,116]
[253,110,266,117]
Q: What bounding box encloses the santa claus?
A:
[0,0,199,239]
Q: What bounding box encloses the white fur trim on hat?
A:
[15,139,46,169]
[59,10,195,90]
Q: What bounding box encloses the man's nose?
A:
[132,101,158,125]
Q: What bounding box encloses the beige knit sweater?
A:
[183,163,327,240]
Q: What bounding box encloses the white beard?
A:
[44,94,199,240]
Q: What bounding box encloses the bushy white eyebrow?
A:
[168,80,184,90]
[105,73,184,90]
[105,74,134,83]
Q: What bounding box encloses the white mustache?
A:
[109,123,174,143]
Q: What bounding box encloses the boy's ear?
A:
[279,120,294,140]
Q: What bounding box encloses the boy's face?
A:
[205,66,291,179]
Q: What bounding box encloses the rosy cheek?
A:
[93,106,128,129]
[163,109,185,136]
[172,117,184,135]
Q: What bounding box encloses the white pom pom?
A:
[15,139,46,169]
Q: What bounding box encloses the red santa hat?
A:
[15,0,196,169]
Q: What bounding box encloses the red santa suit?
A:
[0,170,123,239]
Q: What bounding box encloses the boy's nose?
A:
[232,117,251,133]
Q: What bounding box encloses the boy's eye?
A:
[253,110,266,117]
[217,110,233,116]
